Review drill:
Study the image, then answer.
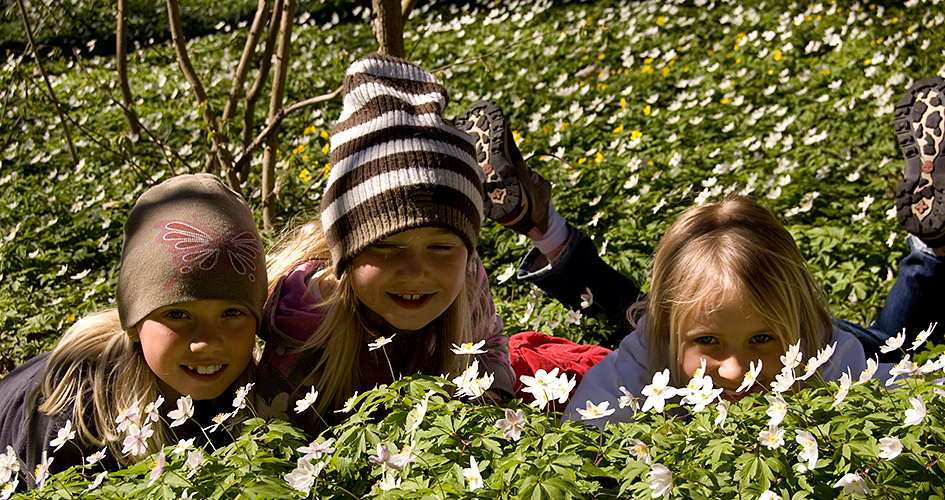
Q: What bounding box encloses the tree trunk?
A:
[116,0,140,139]
[373,0,405,58]
[260,0,296,231]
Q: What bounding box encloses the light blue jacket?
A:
[563,323,887,428]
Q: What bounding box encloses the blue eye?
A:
[751,334,774,343]
[694,336,718,345]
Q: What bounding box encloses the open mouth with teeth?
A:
[184,364,224,376]
[388,293,433,309]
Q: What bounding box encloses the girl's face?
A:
[350,227,468,332]
[677,289,784,402]
[134,300,256,401]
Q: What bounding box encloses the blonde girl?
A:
[565,77,945,426]
[253,53,514,433]
[0,174,267,489]
[565,196,875,426]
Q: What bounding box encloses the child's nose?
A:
[190,320,225,352]
[397,250,426,278]
[715,355,749,384]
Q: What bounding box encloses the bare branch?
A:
[260,0,297,231]
[15,0,78,164]
[237,0,284,183]
[165,0,239,191]
[433,30,550,74]
[222,0,271,125]
[233,85,342,174]
[116,0,140,138]
[67,46,184,180]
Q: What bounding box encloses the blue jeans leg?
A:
[838,236,944,361]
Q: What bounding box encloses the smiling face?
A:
[134,300,256,401]
[676,288,785,402]
[349,227,469,332]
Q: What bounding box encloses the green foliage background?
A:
[3,0,941,368]
[1,0,944,496]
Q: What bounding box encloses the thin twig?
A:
[237,0,283,183]
[431,29,552,74]
[116,0,140,137]
[165,0,238,190]
[15,0,78,164]
[222,0,271,125]
[66,45,180,182]
[260,0,298,230]
[233,86,342,174]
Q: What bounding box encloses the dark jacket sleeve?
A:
[0,352,88,490]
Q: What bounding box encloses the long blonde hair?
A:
[639,196,832,386]
[266,218,478,415]
[37,309,254,466]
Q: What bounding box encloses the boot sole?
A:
[455,100,523,222]
[895,76,945,247]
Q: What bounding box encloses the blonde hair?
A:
[639,196,832,386]
[37,308,254,466]
[266,218,477,415]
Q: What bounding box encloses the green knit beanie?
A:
[116,174,267,330]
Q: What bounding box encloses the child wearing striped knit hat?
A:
[253,53,515,433]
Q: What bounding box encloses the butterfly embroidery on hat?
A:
[157,220,261,290]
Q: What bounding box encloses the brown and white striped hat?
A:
[322,53,483,275]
